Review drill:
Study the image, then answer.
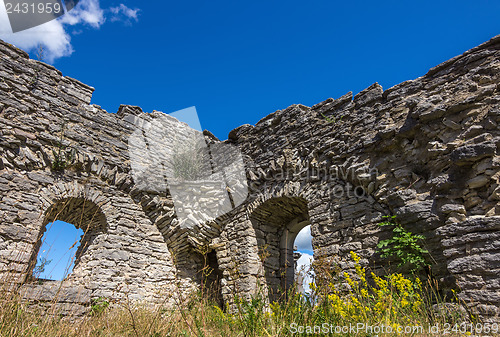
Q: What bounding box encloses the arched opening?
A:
[294,225,314,295]
[250,196,310,301]
[202,250,224,309]
[175,247,225,308]
[28,197,107,282]
[32,220,83,280]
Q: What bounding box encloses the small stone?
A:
[441,203,466,214]
[451,142,496,164]
[442,118,461,130]
[467,175,489,189]
[14,128,36,140]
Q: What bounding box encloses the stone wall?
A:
[219,35,500,320]
[0,43,186,310]
[0,34,499,321]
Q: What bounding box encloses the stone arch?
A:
[234,173,395,304]
[249,196,310,301]
[242,181,315,301]
[30,198,106,280]
[38,182,114,222]
[28,182,112,282]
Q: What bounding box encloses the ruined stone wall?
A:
[217,35,500,320]
[0,35,499,320]
[0,41,189,314]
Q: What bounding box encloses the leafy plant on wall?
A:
[377,215,430,274]
[51,122,76,172]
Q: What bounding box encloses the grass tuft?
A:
[0,250,477,336]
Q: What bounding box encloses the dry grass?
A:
[0,251,484,337]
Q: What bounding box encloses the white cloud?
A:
[60,0,105,28]
[110,4,139,24]
[0,4,72,62]
[296,252,314,294]
[294,225,313,252]
[294,226,314,294]
[0,0,137,62]
[296,252,313,273]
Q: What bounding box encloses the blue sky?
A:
[34,221,83,280]
[0,0,498,281]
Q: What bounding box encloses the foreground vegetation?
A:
[0,251,479,337]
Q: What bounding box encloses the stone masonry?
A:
[0,35,499,321]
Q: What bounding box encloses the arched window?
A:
[32,220,83,280]
[250,196,310,301]
[29,197,107,282]
[293,225,314,295]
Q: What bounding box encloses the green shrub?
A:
[90,297,109,316]
[377,215,430,273]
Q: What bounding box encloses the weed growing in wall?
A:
[377,215,430,274]
[28,44,44,90]
[170,139,206,181]
[321,112,343,124]
[51,122,76,172]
